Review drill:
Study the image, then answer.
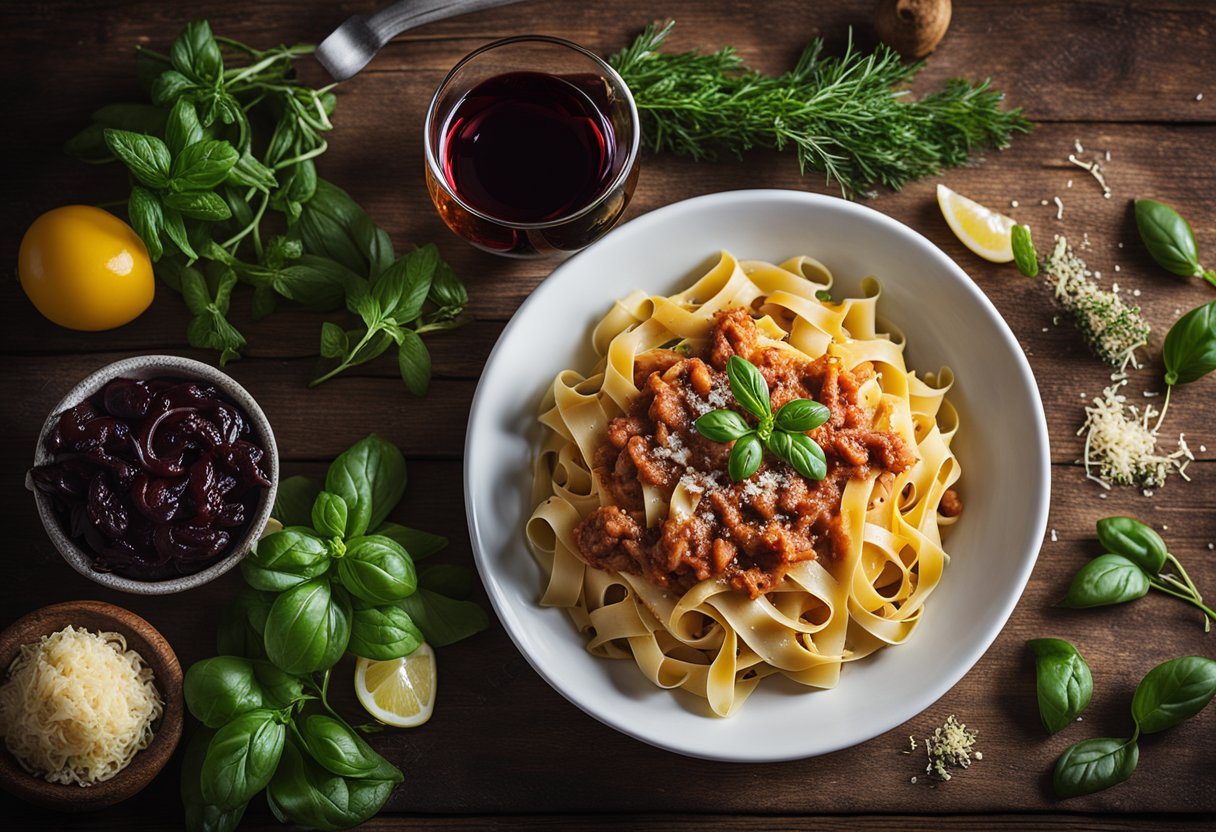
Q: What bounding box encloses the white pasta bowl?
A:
[464,189,1049,761]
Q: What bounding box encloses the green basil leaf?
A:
[170,139,239,191]
[163,190,232,221]
[162,207,198,259]
[726,355,771,418]
[268,738,400,831]
[695,409,751,442]
[1027,638,1093,734]
[427,260,468,312]
[354,214,395,278]
[297,179,370,276]
[772,399,830,433]
[182,726,247,832]
[767,430,827,481]
[372,523,447,561]
[324,435,407,538]
[171,20,224,84]
[264,578,352,675]
[1011,224,1039,277]
[1052,737,1138,798]
[265,235,303,270]
[348,603,424,660]
[251,661,305,709]
[184,656,265,728]
[216,587,275,660]
[1095,516,1167,575]
[273,476,322,528]
[271,255,357,312]
[1135,198,1202,278]
[393,245,441,322]
[298,714,387,778]
[727,431,763,482]
[282,158,318,204]
[242,529,331,591]
[419,564,474,599]
[320,322,349,359]
[180,266,211,315]
[1131,655,1216,734]
[1060,554,1151,608]
[338,535,417,605]
[311,491,349,539]
[151,70,199,105]
[103,128,172,188]
[397,328,432,397]
[166,97,204,156]
[128,186,164,261]
[1162,299,1216,387]
[397,589,489,647]
[252,285,277,321]
[200,709,286,810]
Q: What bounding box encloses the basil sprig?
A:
[183,435,488,831]
[67,20,469,388]
[1134,199,1216,289]
[1052,656,1216,798]
[1061,516,1214,631]
[695,355,830,482]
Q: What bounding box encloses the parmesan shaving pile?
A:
[1078,381,1193,490]
[1045,236,1149,369]
[924,715,978,781]
[0,626,162,785]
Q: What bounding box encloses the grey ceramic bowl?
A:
[27,355,278,595]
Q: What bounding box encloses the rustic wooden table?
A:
[2,0,1214,828]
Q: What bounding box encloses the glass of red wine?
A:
[424,36,640,257]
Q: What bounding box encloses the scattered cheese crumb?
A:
[1118,242,1124,248]
[974,752,983,761]
[1162,524,1169,531]
[1105,150,1111,162]
[1207,543,1213,551]
[1050,529,1058,542]
[924,716,979,782]
[1067,179,1073,188]
[1075,139,1084,154]
[1011,200,1019,208]
[1114,265,1120,272]
[1053,196,1065,220]
[1040,199,1049,206]
[910,776,918,784]
[1068,154,1112,198]
[1198,93,1205,102]
[1099,492,1108,499]
[1201,445,1208,452]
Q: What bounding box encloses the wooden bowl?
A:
[0,600,184,810]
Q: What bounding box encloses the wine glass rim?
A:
[423,34,641,231]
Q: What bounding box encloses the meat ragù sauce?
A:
[574,308,918,599]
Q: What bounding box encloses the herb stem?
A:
[271,141,329,172]
[1164,553,1211,632]
[1152,383,1173,434]
[309,325,382,388]
[219,191,269,251]
[1149,578,1216,622]
[1203,269,1216,290]
[225,46,312,85]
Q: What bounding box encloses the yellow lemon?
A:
[354,644,436,728]
[936,184,1015,263]
[18,205,155,330]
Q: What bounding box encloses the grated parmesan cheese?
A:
[1077,381,1193,490]
[1045,236,1149,369]
[923,715,978,781]
[0,626,162,786]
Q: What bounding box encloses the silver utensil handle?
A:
[316,0,524,82]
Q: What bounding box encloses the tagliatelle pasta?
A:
[526,251,961,717]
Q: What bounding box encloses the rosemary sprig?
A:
[610,22,1032,198]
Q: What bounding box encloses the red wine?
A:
[441,71,617,224]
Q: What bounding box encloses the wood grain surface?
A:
[2,0,1214,828]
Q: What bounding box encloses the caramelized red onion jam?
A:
[30,377,271,580]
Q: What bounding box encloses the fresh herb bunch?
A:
[694,355,829,482]
[1051,655,1216,798]
[66,21,468,389]
[1059,516,1214,631]
[184,435,488,831]
[609,21,1032,198]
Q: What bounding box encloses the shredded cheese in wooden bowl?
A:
[0,625,163,785]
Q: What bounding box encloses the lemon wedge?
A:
[354,644,437,728]
[936,184,1016,263]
